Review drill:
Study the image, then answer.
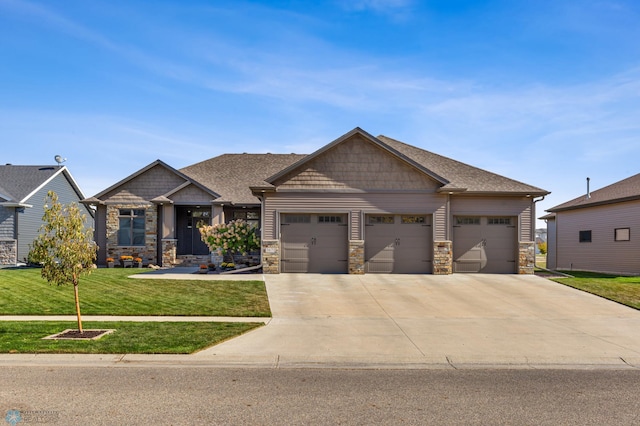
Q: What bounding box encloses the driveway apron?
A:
[196,274,640,368]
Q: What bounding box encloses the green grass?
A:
[0,321,262,354]
[552,271,640,310]
[0,268,270,317]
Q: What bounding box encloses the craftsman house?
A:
[0,164,92,266]
[544,173,640,275]
[84,128,548,274]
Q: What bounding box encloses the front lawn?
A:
[0,268,270,317]
[552,271,640,310]
[0,321,261,354]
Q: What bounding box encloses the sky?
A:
[1,0,639,228]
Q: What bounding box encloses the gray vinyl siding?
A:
[555,200,640,275]
[18,173,94,262]
[0,206,15,239]
[263,192,447,240]
[546,217,557,270]
[450,196,534,241]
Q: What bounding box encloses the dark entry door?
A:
[176,207,211,255]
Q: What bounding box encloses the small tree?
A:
[199,219,260,262]
[538,241,547,255]
[29,191,97,333]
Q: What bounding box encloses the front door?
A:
[176,206,211,255]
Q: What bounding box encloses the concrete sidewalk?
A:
[2,273,640,369]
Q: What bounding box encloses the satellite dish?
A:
[54,155,66,165]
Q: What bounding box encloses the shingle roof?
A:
[0,165,65,202]
[547,173,640,212]
[180,153,306,205]
[377,135,549,195]
[180,130,548,204]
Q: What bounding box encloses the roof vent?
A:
[586,177,591,199]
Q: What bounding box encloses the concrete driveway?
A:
[197,274,640,368]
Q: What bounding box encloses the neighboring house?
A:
[543,173,640,275]
[84,128,548,274]
[0,164,93,267]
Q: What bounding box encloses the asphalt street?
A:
[2,367,639,425]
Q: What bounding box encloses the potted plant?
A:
[207,263,216,271]
[221,262,235,271]
[198,264,209,274]
[120,255,133,268]
[134,257,143,268]
[106,257,115,268]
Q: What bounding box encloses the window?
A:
[579,230,592,243]
[318,215,343,223]
[488,217,511,225]
[401,215,426,224]
[615,228,630,241]
[456,217,480,225]
[118,209,145,246]
[282,214,310,224]
[368,215,394,224]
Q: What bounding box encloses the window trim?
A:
[579,230,592,243]
[614,228,630,242]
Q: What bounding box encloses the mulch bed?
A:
[43,329,115,340]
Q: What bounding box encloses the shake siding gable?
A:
[169,184,214,204]
[555,200,640,275]
[100,164,187,203]
[273,135,441,191]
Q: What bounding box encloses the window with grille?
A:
[318,215,343,223]
[401,215,426,224]
[456,217,480,225]
[488,217,511,225]
[368,215,394,224]
[118,209,145,246]
[282,214,311,224]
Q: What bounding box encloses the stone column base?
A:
[161,239,177,267]
[433,241,453,275]
[0,239,17,266]
[518,241,535,274]
[349,240,365,274]
[262,240,280,274]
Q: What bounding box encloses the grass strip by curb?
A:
[0,321,262,354]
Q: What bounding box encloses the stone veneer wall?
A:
[518,241,535,274]
[348,240,365,274]
[106,204,157,265]
[262,240,280,274]
[0,240,17,266]
[161,239,177,266]
[433,240,453,275]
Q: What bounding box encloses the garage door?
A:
[280,214,348,273]
[453,216,516,273]
[365,214,433,273]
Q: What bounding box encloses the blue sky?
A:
[1,0,639,227]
